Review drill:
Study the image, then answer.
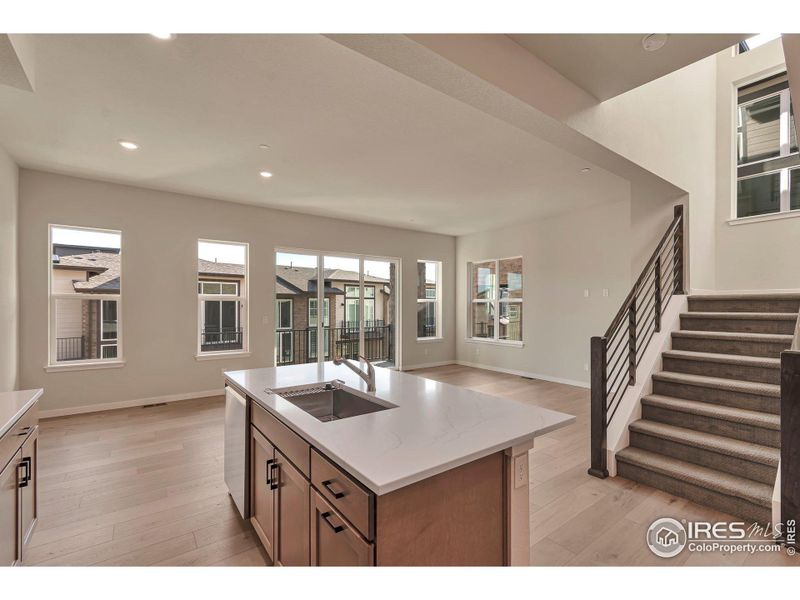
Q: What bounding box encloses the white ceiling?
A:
[0,34,630,236]
[510,34,746,101]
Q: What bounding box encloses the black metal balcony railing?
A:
[276,324,394,366]
[201,328,244,352]
[57,336,86,361]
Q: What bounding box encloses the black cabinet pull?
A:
[269,462,279,490]
[321,479,346,499]
[321,511,345,533]
[265,459,274,486]
[16,426,31,437]
[18,457,31,488]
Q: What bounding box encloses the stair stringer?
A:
[606,294,687,476]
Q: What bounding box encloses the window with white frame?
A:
[275,298,293,364]
[308,297,330,359]
[469,257,523,343]
[416,260,441,339]
[49,225,122,365]
[735,72,799,219]
[198,240,248,355]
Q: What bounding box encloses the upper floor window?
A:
[736,34,781,55]
[198,240,248,355]
[345,284,376,327]
[416,260,441,339]
[49,225,122,366]
[469,257,523,344]
[735,72,800,219]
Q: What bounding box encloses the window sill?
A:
[464,338,524,348]
[195,351,251,361]
[44,360,126,373]
[728,209,800,226]
[416,336,443,343]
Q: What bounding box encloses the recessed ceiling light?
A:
[150,33,174,40]
[259,171,273,179]
[117,140,139,150]
[258,144,271,150]
[580,167,591,174]
[642,34,668,52]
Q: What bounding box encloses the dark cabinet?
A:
[311,490,373,566]
[250,426,275,559]
[273,450,309,566]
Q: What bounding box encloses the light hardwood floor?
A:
[31,365,797,566]
[412,364,798,567]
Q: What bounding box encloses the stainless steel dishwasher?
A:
[224,385,247,518]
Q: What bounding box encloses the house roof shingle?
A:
[275,265,389,296]
[54,253,245,293]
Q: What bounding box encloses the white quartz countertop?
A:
[0,389,43,439]
[225,363,575,495]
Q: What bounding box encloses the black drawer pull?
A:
[322,479,346,499]
[16,426,31,436]
[321,511,345,533]
[265,459,274,486]
[269,462,279,490]
[18,457,31,488]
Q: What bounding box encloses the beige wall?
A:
[18,169,456,412]
[714,41,798,292]
[566,56,717,291]
[455,198,634,386]
[0,146,18,391]
[566,39,796,293]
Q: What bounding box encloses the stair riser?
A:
[616,460,771,524]
[642,405,780,447]
[652,378,779,414]
[680,316,797,335]
[662,356,780,385]
[688,297,800,313]
[629,431,778,485]
[671,336,790,359]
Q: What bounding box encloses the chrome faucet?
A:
[333,355,376,392]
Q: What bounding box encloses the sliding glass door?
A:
[274,249,399,368]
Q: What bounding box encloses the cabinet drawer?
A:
[311,490,374,566]
[311,449,374,541]
[251,402,310,477]
[0,404,38,474]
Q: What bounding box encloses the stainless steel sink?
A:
[269,381,396,422]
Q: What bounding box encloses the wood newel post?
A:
[628,297,637,386]
[588,336,609,479]
[673,204,685,295]
[781,350,800,549]
[654,255,662,333]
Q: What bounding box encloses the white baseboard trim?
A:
[402,360,457,371]
[690,287,800,295]
[39,388,225,419]
[454,360,589,389]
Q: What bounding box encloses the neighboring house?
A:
[51,246,121,361]
[197,258,245,352]
[275,265,394,365]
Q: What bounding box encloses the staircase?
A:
[616,293,800,524]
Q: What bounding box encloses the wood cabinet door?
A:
[250,426,275,560]
[0,451,21,566]
[20,427,38,555]
[310,490,374,566]
[274,450,310,566]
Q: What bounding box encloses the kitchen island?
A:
[225,362,574,566]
